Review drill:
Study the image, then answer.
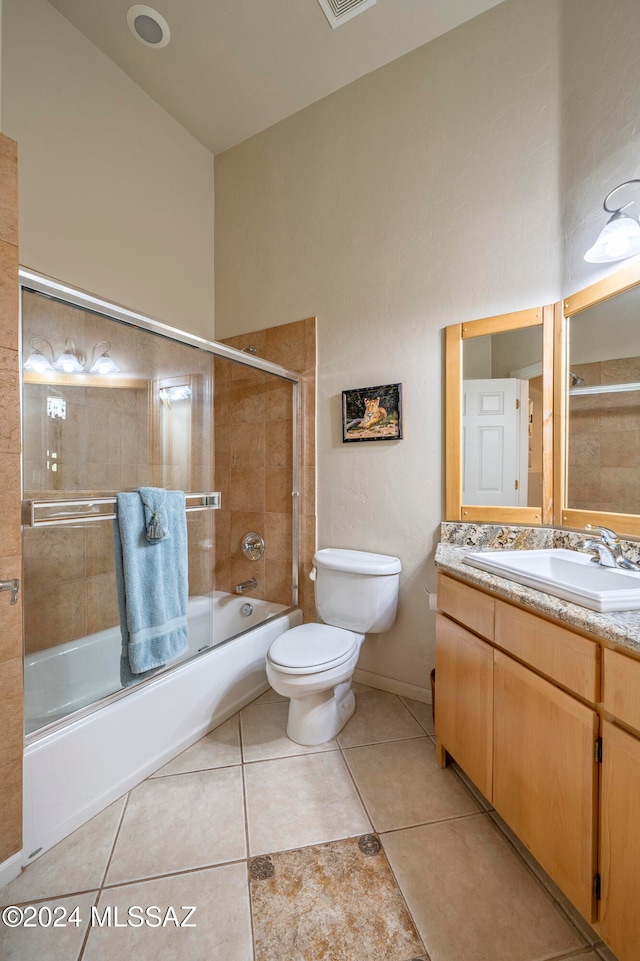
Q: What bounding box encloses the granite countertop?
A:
[435,522,640,655]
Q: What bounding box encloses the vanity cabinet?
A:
[598,650,640,961]
[436,572,599,922]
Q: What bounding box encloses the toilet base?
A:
[286,681,356,746]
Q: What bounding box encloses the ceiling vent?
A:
[316,0,377,29]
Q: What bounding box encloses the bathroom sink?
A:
[463,548,640,613]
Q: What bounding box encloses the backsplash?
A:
[440,521,640,565]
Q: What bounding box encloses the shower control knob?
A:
[0,577,19,605]
[241,532,265,561]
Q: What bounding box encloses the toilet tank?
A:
[312,548,401,634]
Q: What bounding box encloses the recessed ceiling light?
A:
[127,5,171,49]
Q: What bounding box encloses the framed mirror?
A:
[556,259,640,536]
[445,306,554,524]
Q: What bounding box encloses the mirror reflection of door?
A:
[462,325,543,509]
[463,378,529,506]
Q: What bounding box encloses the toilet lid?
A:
[268,623,359,673]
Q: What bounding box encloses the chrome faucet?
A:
[580,525,640,571]
[235,578,258,594]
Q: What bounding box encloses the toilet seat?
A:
[267,623,359,675]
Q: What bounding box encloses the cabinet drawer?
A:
[437,573,495,641]
[604,648,640,734]
[494,600,598,702]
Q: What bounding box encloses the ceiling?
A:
[46,0,506,155]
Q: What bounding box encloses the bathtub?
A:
[24,591,288,734]
[22,594,301,865]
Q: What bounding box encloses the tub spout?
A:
[235,578,257,594]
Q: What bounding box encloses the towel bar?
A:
[21,492,221,528]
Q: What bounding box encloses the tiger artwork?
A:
[360,396,387,428]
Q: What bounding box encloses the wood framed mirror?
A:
[445,305,554,525]
[555,258,640,537]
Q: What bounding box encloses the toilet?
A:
[266,548,401,745]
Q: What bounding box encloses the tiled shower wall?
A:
[0,135,22,867]
[216,318,317,622]
[568,358,640,514]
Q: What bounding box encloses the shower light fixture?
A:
[53,340,85,374]
[23,338,55,373]
[584,179,640,263]
[89,341,121,375]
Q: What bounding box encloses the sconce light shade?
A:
[23,349,55,374]
[24,338,55,373]
[53,349,84,374]
[584,210,640,263]
[89,341,120,375]
[585,179,640,263]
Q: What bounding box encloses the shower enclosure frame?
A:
[18,267,302,742]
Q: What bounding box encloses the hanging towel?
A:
[114,487,189,686]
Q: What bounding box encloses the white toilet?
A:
[266,548,401,745]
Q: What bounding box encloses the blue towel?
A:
[114,488,189,686]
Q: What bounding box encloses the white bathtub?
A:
[22,595,301,865]
[24,591,288,734]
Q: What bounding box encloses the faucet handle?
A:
[585,524,620,545]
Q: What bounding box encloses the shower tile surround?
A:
[0,134,22,869]
[215,318,316,620]
[0,688,609,961]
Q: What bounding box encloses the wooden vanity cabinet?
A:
[598,650,640,961]
[436,572,599,922]
[435,613,494,800]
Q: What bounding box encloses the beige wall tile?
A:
[229,467,266,513]
[0,136,18,247]
[303,317,317,372]
[86,572,119,634]
[0,555,22,663]
[265,467,292,514]
[230,421,265,466]
[262,378,293,421]
[0,758,22,861]
[85,523,115,577]
[215,509,232,558]
[229,377,267,422]
[265,558,293,606]
[0,452,21,557]
[265,419,292,467]
[23,527,87,587]
[0,241,18,352]
[0,347,21,454]
[0,657,23,769]
[264,319,306,371]
[24,578,88,653]
[265,513,292,561]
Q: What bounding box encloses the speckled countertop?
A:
[435,522,640,655]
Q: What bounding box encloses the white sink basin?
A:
[463,548,640,613]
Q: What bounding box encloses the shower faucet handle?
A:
[0,578,19,605]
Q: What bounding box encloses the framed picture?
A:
[342,383,403,443]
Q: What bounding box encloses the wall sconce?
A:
[53,339,85,373]
[584,179,640,263]
[89,341,121,374]
[23,338,55,373]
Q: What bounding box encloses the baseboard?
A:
[0,851,22,887]
[353,669,431,704]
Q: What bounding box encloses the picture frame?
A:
[342,383,403,443]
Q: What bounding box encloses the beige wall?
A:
[1,0,215,339]
[214,0,563,697]
[561,0,640,296]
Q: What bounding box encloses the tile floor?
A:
[0,686,618,961]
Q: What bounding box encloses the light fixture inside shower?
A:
[127,5,171,48]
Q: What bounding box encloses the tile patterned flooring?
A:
[0,686,617,961]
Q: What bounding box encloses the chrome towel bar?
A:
[22,492,221,528]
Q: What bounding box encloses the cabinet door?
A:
[493,651,598,921]
[599,720,640,961]
[435,613,493,801]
